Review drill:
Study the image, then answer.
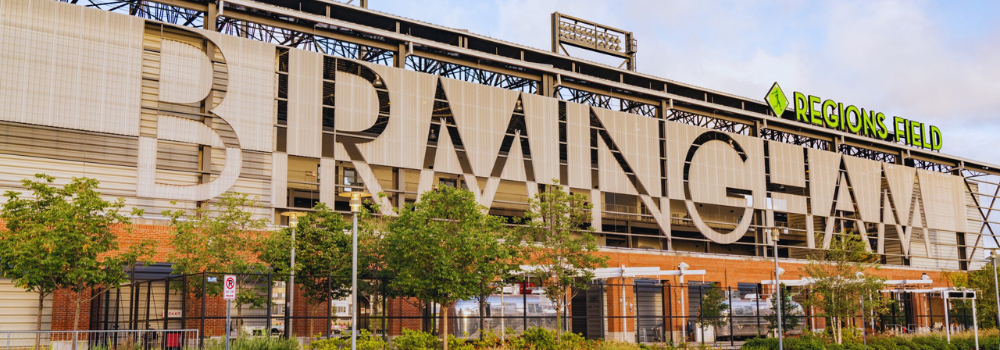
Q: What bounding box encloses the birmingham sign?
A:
[0,5,969,260]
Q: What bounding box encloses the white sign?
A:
[164,309,183,318]
[223,275,237,300]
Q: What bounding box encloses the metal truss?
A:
[759,128,830,150]
[60,0,205,28]
[962,169,991,178]
[218,17,393,65]
[911,158,952,173]
[554,86,657,117]
[405,56,537,93]
[962,173,1000,263]
[666,109,752,135]
[838,144,896,164]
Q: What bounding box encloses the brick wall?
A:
[51,289,92,338]
[386,297,423,336]
[595,250,949,288]
[290,284,332,337]
[43,220,960,334]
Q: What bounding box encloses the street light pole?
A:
[351,211,358,350]
[857,272,866,350]
[288,224,296,338]
[771,228,784,350]
[280,212,307,339]
[678,262,689,342]
[991,250,1000,350]
[340,190,371,350]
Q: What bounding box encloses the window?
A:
[439,178,457,188]
[343,168,362,187]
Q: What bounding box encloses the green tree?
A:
[260,202,352,337]
[949,262,1000,329]
[763,283,800,336]
[969,262,998,329]
[469,215,520,341]
[802,231,890,344]
[697,284,728,332]
[0,174,150,339]
[356,193,396,336]
[383,185,513,350]
[519,180,608,341]
[164,192,270,331]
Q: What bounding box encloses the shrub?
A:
[311,330,386,350]
[521,327,558,350]
[202,337,300,350]
[446,334,475,350]
[391,329,441,350]
[739,330,999,350]
[742,337,777,350]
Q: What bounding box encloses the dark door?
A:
[571,286,588,337]
[584,282,606,340]
[635,280,664,342]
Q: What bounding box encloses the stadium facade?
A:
[0,0,998,342]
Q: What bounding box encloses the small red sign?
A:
[223,275,237,300]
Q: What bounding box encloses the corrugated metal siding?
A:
[0,279,52,331]
[0,0,143,136]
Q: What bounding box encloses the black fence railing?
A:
[88,273,979,347]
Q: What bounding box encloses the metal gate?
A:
[635,280,663,343]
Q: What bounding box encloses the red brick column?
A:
[386,297,422,336]
[185,290,226,338]
[605,277,636,342]
[291,285,332,338]
[51,289,92,339]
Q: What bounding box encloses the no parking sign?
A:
[223,275,237,300]
[223,275,237,350]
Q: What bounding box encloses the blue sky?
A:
[367,0,1000,165]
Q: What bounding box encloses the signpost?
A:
[223,275,237,350]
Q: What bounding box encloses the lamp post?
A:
[991,250,1000,350]
[280,211,308,339]
[770,227,786,350]
[678,262,689,341]
[339,190,370,350]
[856,272,866,350]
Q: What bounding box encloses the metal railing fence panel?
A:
[0,329,199,350]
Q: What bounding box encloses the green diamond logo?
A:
[765,82,788,117]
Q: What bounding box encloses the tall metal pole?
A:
[972,298,979,350]
[351,212,359,350]
[992,252,1000,350]
[225,300,231,350]
[285,225,296,338]
[678,264,688,342]
[339,191,369,349]
[772,229,783,350]
[860,298,866,350]
[857,272,866,350]
[944,295,951,342]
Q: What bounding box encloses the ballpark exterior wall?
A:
[0,0,991,333]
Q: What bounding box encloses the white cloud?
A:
[382,0,1000,164]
